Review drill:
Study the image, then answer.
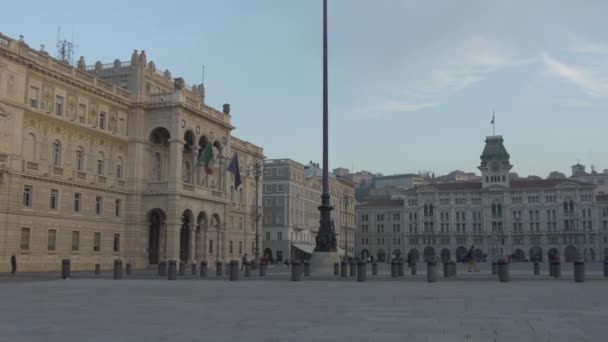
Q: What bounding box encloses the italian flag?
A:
[198,144,214,174]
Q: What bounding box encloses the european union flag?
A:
[227,153,241,190]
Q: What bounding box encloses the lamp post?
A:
[248,161,262,261]
[314,0,337,254]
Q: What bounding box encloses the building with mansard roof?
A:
[356,135,608,264]
[0,33,263,272]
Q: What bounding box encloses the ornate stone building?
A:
[0,33,263,272]
[356,135,608,264]
[262,159,356,262]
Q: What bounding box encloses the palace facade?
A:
[356,135,608,264]
[0,33,263,272]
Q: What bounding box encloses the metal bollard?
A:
[340,261,348,278]
[303,260,311,277]
[113,259,123,280]
[349,262,357,277]
[125,263,132,275]
[245,262,252,277]
[159,261,167,276]
[411,262,417,275]
[492,262,498,275]
[398,261,404,277]
[357,262,367,282]
[443,262,450,278]
[229,260,239,281]
[533,262,540,276]
[200,261,208,277]
[94,263,100,275]
[178,261,186,276]
[191,263,198,276]
[291,261,302,281]
[391,261,397,278]
[61,259,71,279]
[216,261,223,277]
[497,258,510,282]
[334,263,340,276]
[168,260,177,280]
[372,262,378,276]
[427,261,437,282]
[259,262,267,276]
[574,260,585,283]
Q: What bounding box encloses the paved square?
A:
[1,263,607,342]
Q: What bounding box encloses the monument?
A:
[310,0,341,272]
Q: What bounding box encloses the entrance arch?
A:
[263,248,273,262]
[565,245,578,262]
[456,246,468,262]
[513,249,525,262]
[180,209,194,263]
[148,209,166,264]
[423,246,436,262]
[530,246,543,262]
[548,248,559,262]
[440,248,451,262]
[196,212,208,261]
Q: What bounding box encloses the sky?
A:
[3,0,608,178]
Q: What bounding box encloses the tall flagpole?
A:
[315,0,336,253]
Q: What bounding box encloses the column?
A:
[202,228,208,260]
[189,226,196,263]
[165,220,181,261]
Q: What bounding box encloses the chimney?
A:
[223,103,231,115]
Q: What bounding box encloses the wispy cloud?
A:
[568,35,608,55]
[542,54,608,98]
[361,35,529,115]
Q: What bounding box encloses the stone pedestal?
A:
[411,263,417,275]
[372,263,378,276]
[310,251,340,275]
[349,262,356,277]
[427,261,437,282]
[291,261,302,282]
[229,260,239,281]
[216,262,223,277]
[533,262,540,276]
[497,259,510,282]
[191,263,197,276]
[158,261,167,276]
[178,262,186,276]
[357,262,366,282]
[61,259,70,279]
[303,261,311,277]
[113,260,123,280]
[125,263,132,275]
[398,261,404,277]
[574,260,585,283]
[168,260,177,280]
[200,261,207,277]
[94,264,101,275]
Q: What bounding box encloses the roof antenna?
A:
[56,25,77,65]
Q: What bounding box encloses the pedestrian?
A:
[406,252,412,269]
[284,259,290,267]
[10,254,17,274]
[241,253,247,271]
[467,245,478,272]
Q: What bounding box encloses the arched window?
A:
[23,133,36,161]
[96,152,105,175]
[152,152,162,181]
[75,147,85,171]
[51,140,62,166]
[116,157,123,179]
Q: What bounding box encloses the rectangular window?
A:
[72,231,80,251]
[23,185,33,207]
[277,184,284,192]
[118,118,125,135]
[97,159,104,175]
[74,193,81,212]
[265,184,272,193]
[265,232,271,241]
[94,232,101,252]
[95,196,103,215]
[50,189,59,210]
[55,95,64,116]
[113,234,120,252]
[48,229,56,251]
[229,241,233,254]
[29,87,39,108]
[99,112,106,130]
[264,198,272,207]
[20,227,30,250]
[115,199,121,217]
[238,241,243,254]
[116,164,122,179]
[209,239,213,254]
[277,232,282,240]
[78,104,87,123]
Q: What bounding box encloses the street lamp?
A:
[247,160,262,261]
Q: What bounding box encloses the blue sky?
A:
[4,0,608,177]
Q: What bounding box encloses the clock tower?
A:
[479,135,512,189]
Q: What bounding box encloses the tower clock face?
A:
[490,161,500,172]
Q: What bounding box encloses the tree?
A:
[508,172,520,180]
[547,171,566,179]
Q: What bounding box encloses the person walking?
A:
[10,254,17,274]
[241,253,248,271]
[406,252,412,269]
[467,245,478,272]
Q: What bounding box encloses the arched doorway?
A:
[565,245,578,262]
[180,210,194,263]
[360,249,369,260]
[392,249,402,260]
[148,209,166,264]
[440,248,451,262]
[408,249,419,263]
[548,248,559,262]
[423,246,436,262]
[196,212,208,261]
[377,249,386,262]
[513,249,525,262]
[456,246,467,262]
[530,246,543,262]
[263,248,273,262]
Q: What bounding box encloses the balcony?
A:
[97,175,107,184]
[51,166,63,178]
[23,160,39,174]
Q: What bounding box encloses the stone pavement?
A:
[1,262,607,341]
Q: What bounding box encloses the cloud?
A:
[542,54,608,98]
[361,35,529,115]
[568,36,608,55]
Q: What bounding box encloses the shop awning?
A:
[291,243,315,255]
